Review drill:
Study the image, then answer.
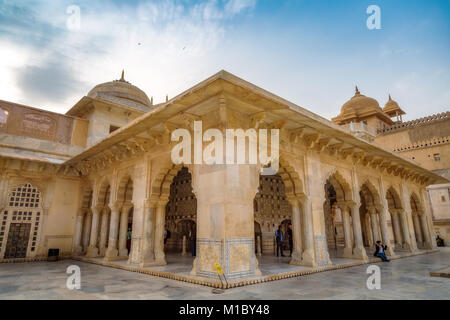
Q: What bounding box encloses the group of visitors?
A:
[274,224,392,263]
[274,224,294,257]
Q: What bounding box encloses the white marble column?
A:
[99,208,109,256]
[398,210,413,252]
[340,204,353,258]
[300,196,315,266]
[256,235,262,257]
[413,214,423,247]
[86,206,101,257]
[369,208,381,243]
[153,201,167,265]
[288,197,303,265]
[82,211,92,252]
[349,202,368,259]
[365,214,374,247]
[72,209,85,254]
[390,210,403,249]
[140,201,156,266]
[182,236,187,256]
[105,202,121,260]
[419,212,432,249]
[377,205,396,257]
[118,204,132,257]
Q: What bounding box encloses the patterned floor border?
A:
[71,249,439,289]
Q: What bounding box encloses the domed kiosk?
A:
[383,95,406,122]
[87,71,151,110]
[332,86,394,129]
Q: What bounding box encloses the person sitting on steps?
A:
[374,240,390,262]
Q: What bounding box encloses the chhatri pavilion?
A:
[0,70,446,285]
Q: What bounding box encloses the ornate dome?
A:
[339,86,383,118]
[383,94,405,117]
[87,71,151,108]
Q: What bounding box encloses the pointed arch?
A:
[410,192,423,214]
[81,186,93,209]
[360,180,381,207]
[117,175,133,203]
[97,178,111,207]
[277,158,304,197]
[386,186,403,210]
[324,170,353,202]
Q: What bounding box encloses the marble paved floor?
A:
[0,248,449,300]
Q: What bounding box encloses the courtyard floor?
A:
[0,248,449,299]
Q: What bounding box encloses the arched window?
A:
[0,183,42,258]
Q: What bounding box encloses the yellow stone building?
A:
[0,71,447,285]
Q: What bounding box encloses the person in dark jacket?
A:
[287,224,293,257]
[374,240,389,262]
[275,225,285,257]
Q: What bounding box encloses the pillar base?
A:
[85,246,99,258]
[190,257,199,276]
[99,247,106,257]
[352,246,368,260]
[342,247,354,259]
[300,249,316,267]
[119,248,129,257]
[72,245,83,256]
[154,253,167,266]
[289,251,303,266]
[254,256,262,276]
[104,248,119,261]
[401,242,412,252]
[386,247,396,258]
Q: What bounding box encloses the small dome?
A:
[87,71,151,108]
[339,86,383,118]
[383,95,405,116]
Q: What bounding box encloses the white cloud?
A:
[0,0,258,112]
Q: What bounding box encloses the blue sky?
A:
[0,0,449,120]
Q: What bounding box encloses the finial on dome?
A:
[388,94,392,101]
[120,70,125,81]
[166,94,168,102]
[355,86,360,95]
[150,96,153,105]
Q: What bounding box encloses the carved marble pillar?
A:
[368,207,380,243]
[349,202,367,259]
[365,214,374,247]
[118,204,132,257]
[398,211,412,252]
[82,211,92,252]
[288,197,303,265]
[86,205,102,257]
[182,235,187,256]
[99,208,109,256]
[140,200,156,266]
[413,214,423,247]
[153,201,167,265]
[419,212,432,249]
[105,202,121,260]
[390,210,403,249]
[300,196,315,266]
[377,205,396,257]
[340,204,353,258]
[256,235,262,257]
[72,209,85,255]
